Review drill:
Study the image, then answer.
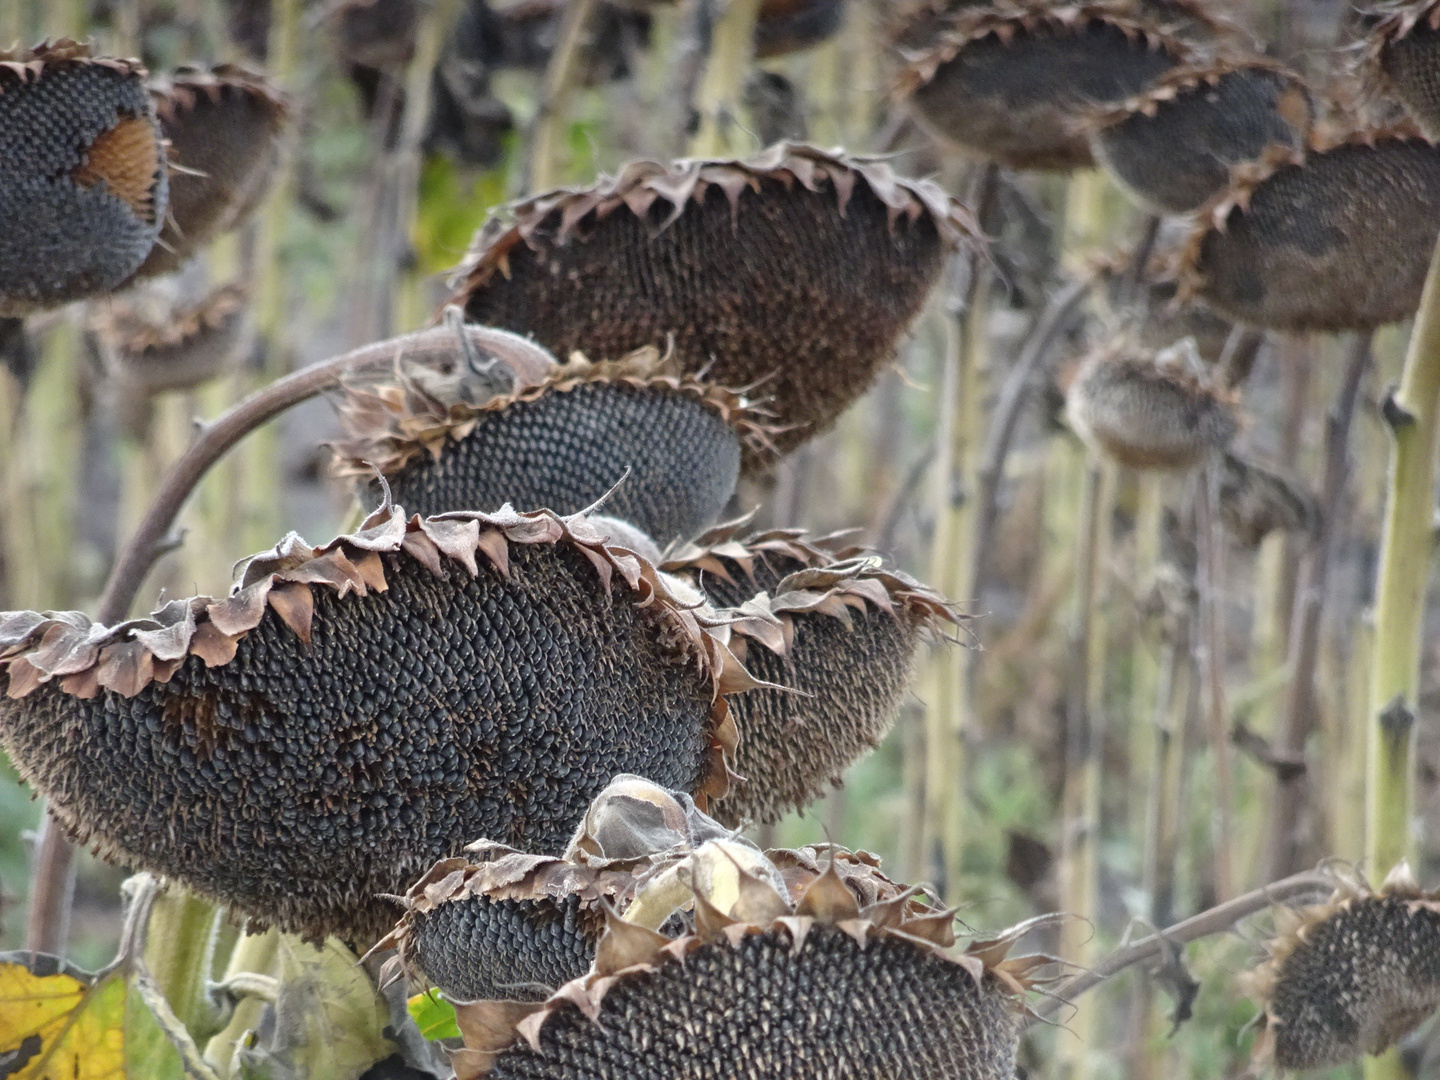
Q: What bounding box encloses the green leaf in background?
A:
[123,983,185,1080]
[0,952,125,1079]
[412,142,516,277]
[236,937,391,1080]
[407,989,461,1041]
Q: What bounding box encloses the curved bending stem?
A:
[92,324,553,625]
[1027,869,1334,1026]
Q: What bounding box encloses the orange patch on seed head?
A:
[71,113,160,224]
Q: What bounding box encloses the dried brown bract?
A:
[1363,0,1440,139]
[0,504,758,943]
[1246,863,1440,1071]
[1088,56,1312,214]
[135,65,289,279]
[449,143,979,471]
[1065,337,1239,470]
[373,777,737,1002]
[896,3,1193,171]
[1178,132,1440,331]
[664,521,961,826]
[888,0,1254,49]
[451,843,1057,1079]
[331,348,779,547]
[0,41,168,315]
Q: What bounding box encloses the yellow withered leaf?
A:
[0,952,125,1080]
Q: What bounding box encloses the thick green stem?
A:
[1367,241,1440,873]
[204,928,280,1077]
[1360,238,1440,1080]
[144,890,225,1040]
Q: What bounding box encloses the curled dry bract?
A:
[0,504,754,942]
[375,777,920,1005]
[331,348,779,547]
[0,41,167,314]
[449,143,979,470]
[664,521,961,826]
[452,845,1057,1080]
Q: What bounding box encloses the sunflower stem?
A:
[203,928,280,1078]
[1264,331,1371,878]
[1366,240,1440,877]
[1031,869,1336,1024]
[1193,459,1235,902]
[526,0,598,192]
[688,0,761,157]
[93,325,552,624]
[1057,455,1114,1080]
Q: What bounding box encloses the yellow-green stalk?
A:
[204,928,280,1076]
[1367,246,1440,875]
[1359,239,1440,1080]
[1057,457,1115,1080]
[527,0,597,191]
[688,0,761,156]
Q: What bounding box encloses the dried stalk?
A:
[21,321,88,955]
[93,325,550,624]
[918,165,996,898]
[971,276,1093,598]
[688,0,761,156]
[526,0,599,192]
[1264,332,1371,879]
[1193,461,1235,901]
[1056,457,1114,1080]
[1031,869,1336,1024]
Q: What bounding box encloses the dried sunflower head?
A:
[896,3,1192,171]
[1065,336,1240,470]
[450,834,1057,1080]
[0,505,758,943]
[1246,863,1440,1071]
[1217,451,1317,548]
[888,0,1253,50]
[90,280,250,398]
[133,65,288,279]
[0,41,167,315]
[448,143,979,472]
[663,522,961,825]
[1088,57,1312,214]
[373,776,736,1002]
[1363,0,1440,139]
[1178,131,1440,331]
[331,347,779,547]
[754,0,847,57]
